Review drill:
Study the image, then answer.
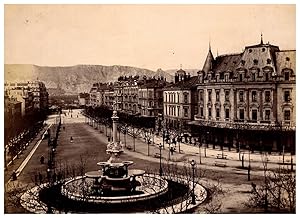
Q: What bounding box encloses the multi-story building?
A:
[4,92,22,143]
[103,84,115,109]
[138,77,167,117]
[191,37,295,152]
[163,69,198,129]
[5,81,49,115]
[78,93,90,106]
[27,81,49,110]
[121,79,139,115]
[6,86,34,117]
[89,83,101,107]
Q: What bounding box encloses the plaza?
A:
[4,109,295,213]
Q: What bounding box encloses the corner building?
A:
[191,39,295,152]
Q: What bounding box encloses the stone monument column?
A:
[112,101,119,144]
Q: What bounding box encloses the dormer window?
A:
[241,60,245,65]
[249,49,253,53]
[252,73,256,81]
[286,57,290,61]
[253,59,258,65]
[262,48,266,52]
[284,71,290,81]
[220,72,224,80]
[267,58,272,64]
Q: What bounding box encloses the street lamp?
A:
[248,146,251,181]
[198,137,202,164]
[159,143,163,176]
[168,140,171,161]
[190,159,196,205]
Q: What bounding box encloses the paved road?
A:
[5,109,293,213]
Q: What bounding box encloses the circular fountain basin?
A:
[61,174,168,204]
[85,170,102,178]
[128,169,145,176]
[97,162,110,167]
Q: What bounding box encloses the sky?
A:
[4,4,296,71]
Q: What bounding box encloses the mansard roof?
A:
[275,50,296,76]
[214,53,241,73]
[164,76,198,91]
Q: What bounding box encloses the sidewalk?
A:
[84,119,295,178]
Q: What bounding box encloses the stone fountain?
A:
[61,103,168,203]
[19,104,207,213]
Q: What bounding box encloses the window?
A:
[252,109,257,121]
[239,109,244,120]
[284,110,290,121]
[199,90,203,101]
[216,108,220,118]
[252,91,257,102]
[216,91,220,102]
[225,90,230,101]
[286,57,290,61]
[208,90,212,102]
[252,73,256,81]
[249,49,253,53]
[284,71,290,81]
[184,107,189,117]
[225,75,229,81]
[220,72,224,80]
[177,106,180,116]
[239,74,243,82]
[239,91,244,102]
[262,48,266,52]
[177,93,180,103]
[253,59,258,65]
[265,110,270,120]
[284,91,290,102]
[200,107,204,117]
[241,60,245,65]
[208,108,212,118]
[265,91,271,102]
[184,93,188,104]
[265,73,269,81]
[225,109,230,119]
[165,94,167,102]
[267,58,271,64]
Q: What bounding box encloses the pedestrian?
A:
[40,155,45,164]
[39,172,43,184]
[70,136,73,142]
[12,170,17,181]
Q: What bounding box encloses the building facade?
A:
[163,69,198,129]
[192,38,295,152]
[5,81,49,115]
[138,77,167,117]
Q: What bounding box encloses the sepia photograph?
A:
[3,2,296,214]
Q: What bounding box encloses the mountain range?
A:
[4,64,199,96]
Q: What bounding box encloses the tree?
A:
[246,158,295,213]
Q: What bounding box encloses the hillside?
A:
[4,64,173,95]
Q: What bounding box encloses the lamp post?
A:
[191,159,196,205]
[198,138,202,164]
[282,144,285,164]
[168,140,171,161]
[159,143,163,176]
[248,146,251,181]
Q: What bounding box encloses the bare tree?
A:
[246,156,296,213]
